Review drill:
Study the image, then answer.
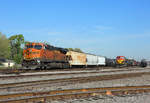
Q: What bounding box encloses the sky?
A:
[0,0,150,60]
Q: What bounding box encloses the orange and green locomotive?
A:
[22,42,69,69]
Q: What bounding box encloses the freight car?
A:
[140,59,147,67]
[66,51,106,67]
[86,54,98,66]
[22,42,69,69]
[86,54,106,66]
[105,58,116,67]
[97,56,106,66]
[66,51,86,67]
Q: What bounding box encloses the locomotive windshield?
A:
[26,45,33,48]
[34,45,42,50]
[25,45,42,50]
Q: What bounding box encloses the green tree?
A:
[67,48,74,51]
[9,34,24,64]
[0,32,10,58]
[67,48,83,53]
[74,48,83,53]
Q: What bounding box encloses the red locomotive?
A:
[116,56,126,66]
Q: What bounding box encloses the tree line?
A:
[0,32,83,64]
[0,32,24,64]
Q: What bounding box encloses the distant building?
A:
[0,58,15,67]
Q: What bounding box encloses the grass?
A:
[0,66,8,69]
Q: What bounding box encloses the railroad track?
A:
[0,66,142,74]
[0,72,150,91]
[0,67,146,79]
[0,67,106,74]
[1,85,150,103]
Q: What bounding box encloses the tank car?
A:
[105,58,116,67]
[140,59,147,67]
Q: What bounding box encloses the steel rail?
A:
[0,67,143,74]
[0,72,150,90]
[1,85,150,103]
[0,68,141,79]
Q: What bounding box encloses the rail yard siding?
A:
[66,51,86,66]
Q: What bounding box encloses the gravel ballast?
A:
[1,71,150,95]
[0,68,149,84]
[1,67,150,103]
[49,93,150,103]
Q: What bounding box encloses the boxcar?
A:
[66,51,86,67]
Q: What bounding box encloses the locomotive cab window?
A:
[45,45,54,50]
[34,45,42,50]
[26,45,33,48]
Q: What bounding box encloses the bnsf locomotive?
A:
[22,42,69,69]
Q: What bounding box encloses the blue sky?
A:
[0,0,150,60]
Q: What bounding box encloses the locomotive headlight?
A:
[24,54,26,56]
[37,60,40,64]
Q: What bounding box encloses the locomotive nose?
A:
[26,49,32,55]
[25,49,32,59]
[24,48,41,60]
